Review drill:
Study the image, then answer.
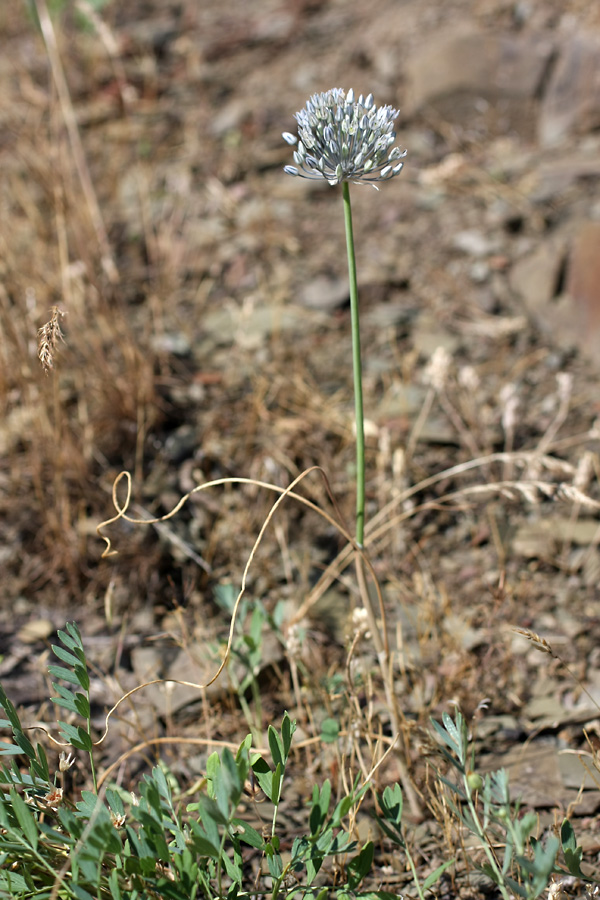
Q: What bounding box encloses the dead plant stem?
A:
[35,0,118,283]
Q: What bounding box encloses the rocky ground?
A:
[1,0,600,892]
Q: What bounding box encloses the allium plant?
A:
[283,88,406,549]
[283,90,419,815]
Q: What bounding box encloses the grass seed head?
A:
[37,306,66,373]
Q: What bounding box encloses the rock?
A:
[531,147,600,202]
[539,33,600,146]
[405,28,554,138]
[452,229,499,258]
[564,221,600,360]
[151,332,192,357]
[509,239,567,332]
[512,222,600,364]
[16,618,54,644]
[298,276,348,311]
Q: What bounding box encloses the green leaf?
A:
[74,692,90,718]
[74,664,90,692]
[189,819,221,858]
[0,871,29,893]
[236,733,253,758]
[152,765,171,802]
[58,721,93,752]
[108,868,122,900]
[10,788,38,850]
[310,779,331,835]
[52,682,76,703]
[52,683,90,719]
[14,729,36,760]
[561,818,577,852]
[347,841,374,889]
[268,723,284,769]
[106,789,125,818]
[516,834,560,896]
[48,665,80,686]
[32,742,50,782]
[356,892,402,900]
[281,712,295,756]
[76,790,102,817]
[72,885,95,900]
[198,793,229,828]
[0,741,20,755]
[230,818,264,849]
[422,858,455,891]
[0,685,21,730]
[320,717,340,743]
[52,644,81,667]
[560,819,587,878]
[206,750,220,799]
[251,754,274,802]
[442,710,463,744]
[271,761,283,806]
[435,771,467,800]
[265,841,283,877]
[380,783,403,831]
[62,623,84,651]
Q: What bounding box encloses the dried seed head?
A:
[351,607,370,639]
[513,627,553,656]
[424,346,451,392]
[556,371,573,405]
[500,383,519,434]
[283,88,406,187]
[38,306,66,373]
[574,451,595,491]
[59,751,76,772]
[458,365,479,392]
[285,623,303,660]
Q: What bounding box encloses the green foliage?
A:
[213,584,286,740]
[374,783,453,900]
[0,628,427,899]
[430,709,591,900]
[0,624,593,899]
[50,622,98,791]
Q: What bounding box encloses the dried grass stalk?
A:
[38,306,66,373]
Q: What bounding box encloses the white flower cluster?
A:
[283,88,406,187]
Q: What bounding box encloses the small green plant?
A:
[375,782,453,900]
[49,622,98,793]
[0,621,437,899]
[213,583,286,741]
[431,708,591,900]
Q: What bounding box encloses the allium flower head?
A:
[283,88,406,187]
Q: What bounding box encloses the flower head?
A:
[283,88,406,187]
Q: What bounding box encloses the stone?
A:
[405,28,554,138]
[509,239,565,317]
[507,235,600,357]
[531,147,600,202]
[298,276,348,311]
[539,33,600,146]
[564,220,600,360]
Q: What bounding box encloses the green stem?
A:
[342,181,365,547]
[87,695,97,795]
[463,775,511,900]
